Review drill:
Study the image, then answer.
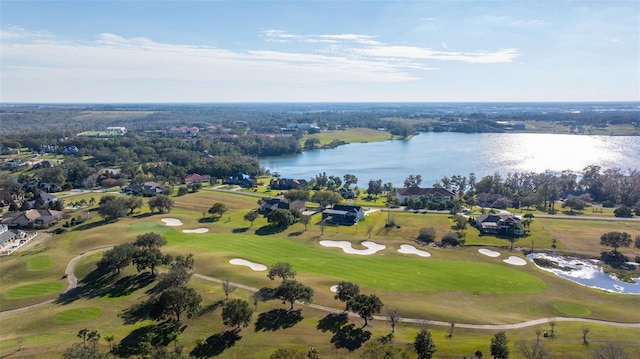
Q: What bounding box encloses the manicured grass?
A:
[53,307,102,324]
[27,256,53,271]
[301,128,396,146]
[4,282,64,300]
[553,302,592,316]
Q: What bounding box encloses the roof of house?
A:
[185,173,210,182]
[396,187,456,197]
[332,204,362,212]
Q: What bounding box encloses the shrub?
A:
[417,227,437,244]
[614,206,633,218]
[441,231,461,247]
[601,200,615,208]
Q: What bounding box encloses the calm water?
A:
[261,133,640,187]
[527,253,640,294]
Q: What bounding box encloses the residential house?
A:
[184,173,211,184]
[259,197,306,214]
[225,173,256,188]
[163,126,199,137]
[27,192,58,208]
[395,187,456,206]
[1,209,63,229]
[61,145,79,155]
[270,178,308,190]
[124,182,167,196]
[474,213,524,236]
[322,204,365,225]
[339,188,358,199]
[2,159,26,170]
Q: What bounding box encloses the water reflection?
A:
[527,253,640,294]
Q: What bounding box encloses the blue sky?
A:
[1,1,638,103]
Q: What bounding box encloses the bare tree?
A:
[517,340,550,359]
[222,279,236,300]
[448,321,455,338]
[549,321,556,338]
[592,343,629,359]
[387,308,401,334]
[577,327,589,346]
[535,329,542,344]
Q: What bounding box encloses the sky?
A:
[1,1,638,103]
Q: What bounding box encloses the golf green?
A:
[53,307,102,324]
[27,256,53,271]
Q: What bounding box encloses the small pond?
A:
[527,253,640,294]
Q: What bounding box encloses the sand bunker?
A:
[503,256,527,266]
[319,240,386,255]
[397,244,431,257]
[478,248,501,257]
[330,285,339,293]
[229,258,267,271]
[182,228,209,234]
[161,218,183,226]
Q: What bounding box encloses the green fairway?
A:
[53,307,102,324]
[162,227,545,295]
[27,256,53,271]
[4,282,64,300]
[553,302,592,316]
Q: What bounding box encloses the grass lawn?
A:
[53,307,102,324]
[3,282,64,300]
[27,256,53,271]
[301,128,397,146]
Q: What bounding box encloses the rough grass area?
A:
[27,256,53,271]
[301,128,396,146]
[53,307,102,324]
[4,282,64,300]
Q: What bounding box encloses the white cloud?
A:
[0,25,52,40]
[354,45,518,64]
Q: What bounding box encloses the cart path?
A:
[2,247,640,330]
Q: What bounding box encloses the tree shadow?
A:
[119,297,158,325]
[330,323,371,351]
[254,308,303,332]
[255,225,286,236]
[199,217,219,223]
[56,270,154,305]
[115,320,182,357]
[317,313,349,333]
[131,212,155,219]
[197,300,225,317]
[232,227,249,233]
[72,219,111,232]
[190,329,241,358]
[288,231,303,237]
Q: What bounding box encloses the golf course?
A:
[1,189,639,358]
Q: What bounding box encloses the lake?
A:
[260,132,640,187]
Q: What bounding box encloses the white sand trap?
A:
[319,240,386,255]
[330,285,339,293]
[229,258,267,271]
[478,248,501,257]
[182,228,209,234]
[503,256,527,266]
[398,244,431,257]
[161,218,183,226]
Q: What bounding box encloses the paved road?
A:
[3,247,640,330]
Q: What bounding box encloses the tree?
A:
[156,256,193,292]
[177,187,189,196]
[97,197,128,221]
[517,341,549,359]
[387,308,401,334]
[125,196,144,214]
[490,331,510,359]
[63,343,109,359]
[244,210,259,227]
[134,232,167,249]
[591,344,629,359]
[367,179,383,199]
[275,279,314,310]
[104,335,115,352]
[133,247,171,275]
[404,174,422,188]
[441,231,462,247]
[221,279,236,300]
[348,293,383,327]
[300,215,310,231]
[453,214,467,230]
[562,195,586,213]
[304,137,320,150]
[284,189,310,202]
[221,298,254,329]
[311,190,342,208]
[343,174,358,188]
[448,321,455,338]
[600,231,632,254]
[208,202,228,218]
[334,281,360,311]
[268,209,295,227]
[97,243,135,274]
[414,327,436,359]
[268,262,297,281]
[153,285,201,322]
[149,194,174,213]
[582,327,590,346]
[417,227,437,244]
[635,235,640,249]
